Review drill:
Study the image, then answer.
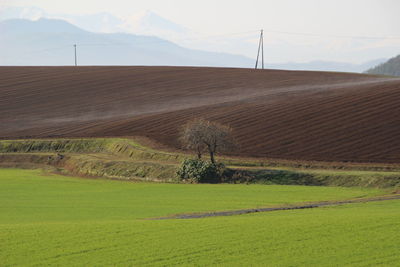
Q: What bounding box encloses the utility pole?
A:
[255,29,264,70]
[261,29,264,69]
[74,44,77,66]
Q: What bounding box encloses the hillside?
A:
[1,66,400,163]
[366,54,400,76]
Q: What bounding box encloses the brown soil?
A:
[1,66,400,163]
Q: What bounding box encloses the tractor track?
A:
[151,194,400,220]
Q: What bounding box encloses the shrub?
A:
[177,159,225,183]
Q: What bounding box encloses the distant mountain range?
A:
[366,55,400,76]
[0,17,388,71]
[0,6,191,39]
[268,59,387,74]
[0,18,253,67]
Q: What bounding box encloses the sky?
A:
[2,0,400,63]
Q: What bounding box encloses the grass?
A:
[2,138,400,188]
[0,169,382,223]
[0,138,186,163]
[1,169,399,266]
[225,167,400,188]
[2,138,400,171]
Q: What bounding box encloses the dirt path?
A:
[151,194,400,220]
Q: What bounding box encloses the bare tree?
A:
[180,119,206,159]
[180,118,236,164]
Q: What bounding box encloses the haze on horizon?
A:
[1,0,400,64]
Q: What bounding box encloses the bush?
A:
[177,159,225,183]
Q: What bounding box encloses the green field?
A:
[1,169,399,266]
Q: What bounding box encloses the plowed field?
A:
[1,66,400,163]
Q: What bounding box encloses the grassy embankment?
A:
[0,138,181,181]
[0,169,398,266]
[0,138,399,188]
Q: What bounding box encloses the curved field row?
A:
[1,66,400,163]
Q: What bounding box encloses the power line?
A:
[19,45,71,56]
[179,30,259,41]
[17,28,400,57]
[262,29,400,40]
[12,28,400,68]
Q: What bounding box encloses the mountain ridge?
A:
[0,18,254,67]
[366,55,400,77]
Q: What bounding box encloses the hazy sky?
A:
[2,0,400,63]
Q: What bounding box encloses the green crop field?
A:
[1,169,399,266]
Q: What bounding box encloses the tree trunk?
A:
[206,143,216,164]
[209,151,215,164]
[196,146,202,159]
